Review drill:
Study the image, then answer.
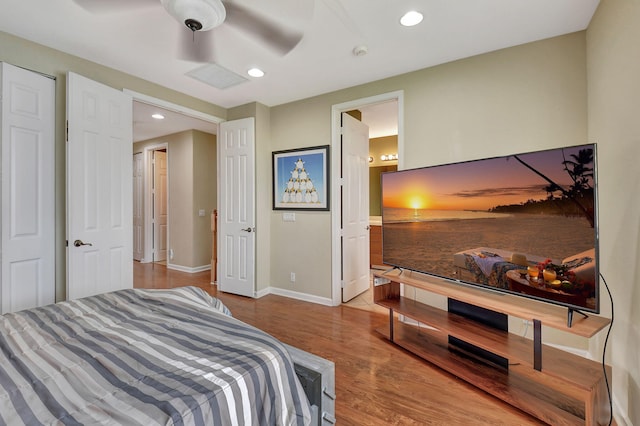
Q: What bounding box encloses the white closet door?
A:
[133,152,144,261]
[0,62,55,313]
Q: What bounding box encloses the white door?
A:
[133,152,144,261]
[0,62,55,313]
[153,150,168,262]
[218,117,255,297]
[341,113,370,302]
[66,72,133,300]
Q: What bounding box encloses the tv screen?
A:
[381,144,599,313]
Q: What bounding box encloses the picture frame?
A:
[272,145,330,211]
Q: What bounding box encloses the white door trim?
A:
[330,90,404,306]
[124,90,225,125]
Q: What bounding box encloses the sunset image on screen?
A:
[382,147,591,214]
[381,144,598,312]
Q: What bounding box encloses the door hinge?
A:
[65,240,68,247]
[66,120,69,142]
[340,280,345,289]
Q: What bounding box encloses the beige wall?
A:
[270,96,334,298]
[269,32,587,300]
[134,130,216,269]
[369,165,396,217]
[193,130,217,267]
[167,132,195,267]
[369,135,399,216]
[368,135,398,168]
[587,1,640,424]
[399,33,587,170]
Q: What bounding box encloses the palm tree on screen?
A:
[512,147,595,227]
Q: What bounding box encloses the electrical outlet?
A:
[169,249,174,260]
[290,272,296,282]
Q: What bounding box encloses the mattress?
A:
[0,286,311,425]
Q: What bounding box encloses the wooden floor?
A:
[134,262,545,425]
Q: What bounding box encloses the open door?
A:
[341,113,370,302]
[217,117,255,297]
[66,72,133,300]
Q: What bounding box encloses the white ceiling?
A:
[1,0,599,112]
[361,101,398,139]
[133,101,219,142]
[1,0,598,142]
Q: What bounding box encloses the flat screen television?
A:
[381,144,599,315]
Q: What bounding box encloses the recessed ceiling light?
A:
[247,68,265,78]
[400,11,423,27]
[151,113,165,120]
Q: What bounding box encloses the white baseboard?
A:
[166,263,211,274]
[612,395,630,426]
[544,342,590,358]
[255,287,270,299]
[259,286,333,306]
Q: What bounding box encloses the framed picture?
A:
[273,145,330,211]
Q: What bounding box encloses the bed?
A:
[0,286,312,425]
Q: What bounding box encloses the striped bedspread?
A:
[0,287,312,425]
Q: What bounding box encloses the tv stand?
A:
[373,270,611,426]
[383,265,403,274]
[568,308,590,328]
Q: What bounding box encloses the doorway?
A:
[330,91,404,306]
[133,142,169,265]
[127,91,222,281]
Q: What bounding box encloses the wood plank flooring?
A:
[134,262,544,425]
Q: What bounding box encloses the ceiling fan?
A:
[73,0,313,62]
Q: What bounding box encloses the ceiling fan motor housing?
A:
[161,0,226,31]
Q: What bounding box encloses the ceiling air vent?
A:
[186,63,248,89]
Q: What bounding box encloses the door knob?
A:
[241,227,255,233]
[366,225,371,230]
[73,239,93,247]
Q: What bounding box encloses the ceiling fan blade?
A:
[222,1,305,55]
[178,26,217,63]
[73,0,157,13]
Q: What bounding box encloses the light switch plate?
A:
[283,212,296,222]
